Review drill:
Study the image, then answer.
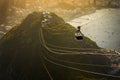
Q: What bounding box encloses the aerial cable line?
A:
[43,54,120,79]
[39,45,53,80]
[39,29,120,70]
[40,29,119,56]
[39,28,120,79]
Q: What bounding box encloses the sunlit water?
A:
[68,9,120,50]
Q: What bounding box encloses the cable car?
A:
[75,32,83,40]
[75,26,83,40]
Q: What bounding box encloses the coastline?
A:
[68,8,120,49]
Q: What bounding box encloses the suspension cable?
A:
[39,28,120,68]
[39,28,120,79]
[43,54,120,79]
[40,28,119,56]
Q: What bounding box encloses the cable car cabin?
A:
[75,32,83,40]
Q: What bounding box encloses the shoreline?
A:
[67,8,116,28]
[67,7,120,22]
[68,8,120,49]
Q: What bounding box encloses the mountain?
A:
[0,12,111,80]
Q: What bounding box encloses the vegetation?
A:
[0,12,113,80]
[41,12,99,48]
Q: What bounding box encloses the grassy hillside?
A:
[0,12,112,80]
[40,12,99,49]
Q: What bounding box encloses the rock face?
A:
[0,12,111,80]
